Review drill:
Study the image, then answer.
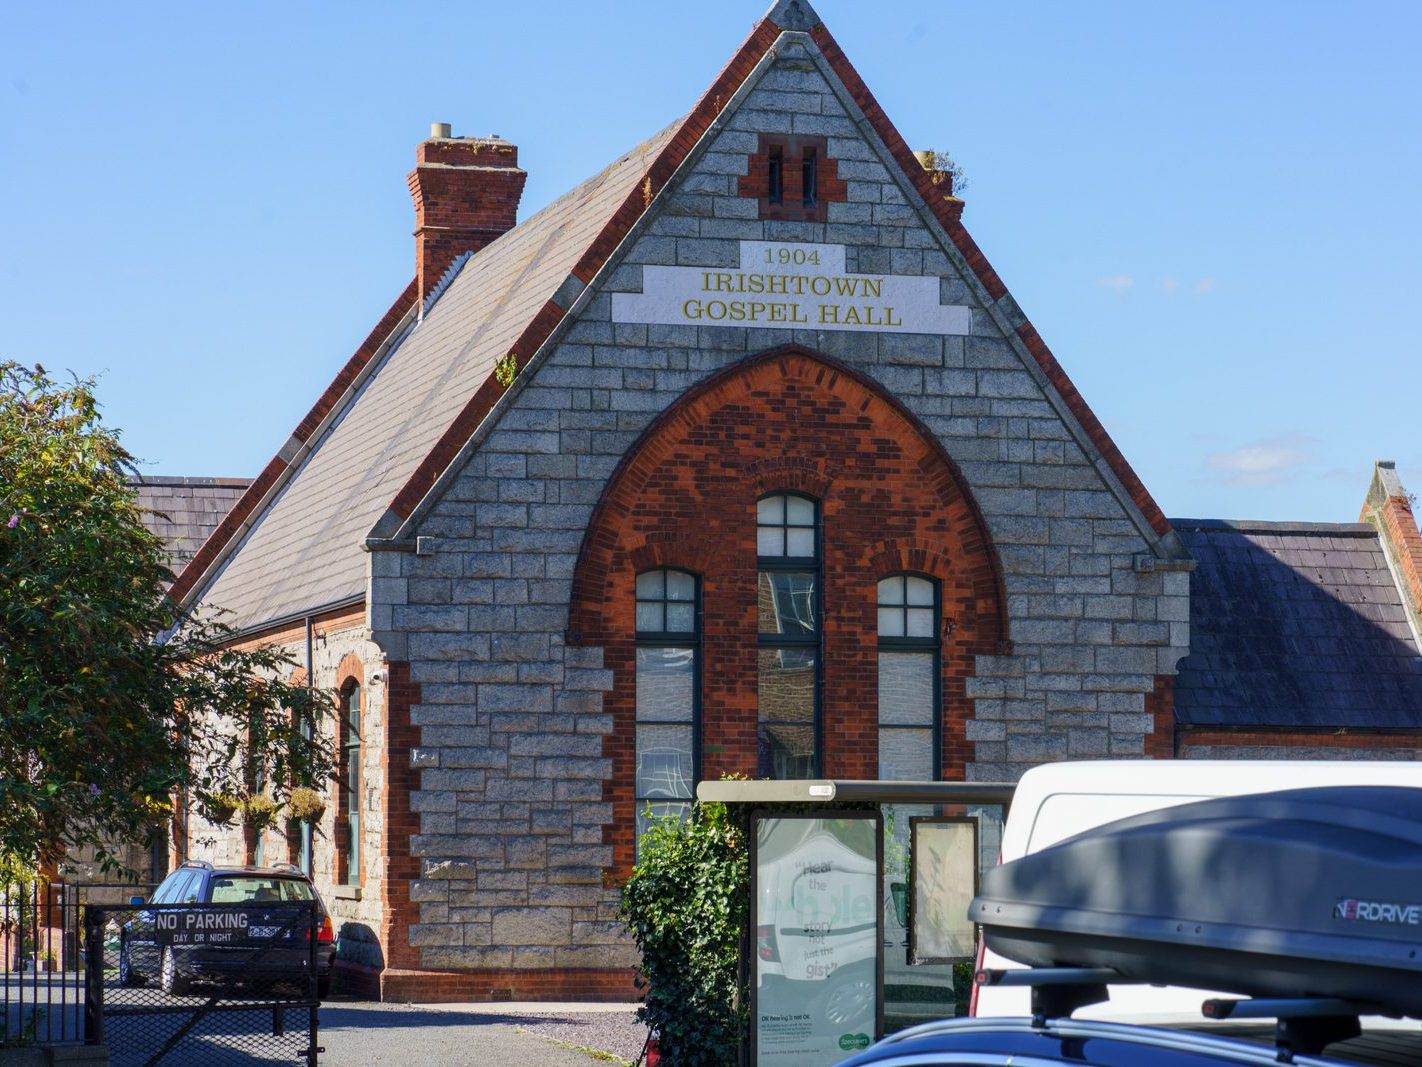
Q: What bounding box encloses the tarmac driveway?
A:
[320,1001,645,1066]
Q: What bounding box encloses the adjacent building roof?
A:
[193,125,678,631]
[131,476,251,571]
[1174,519,1422,729]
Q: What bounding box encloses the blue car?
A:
[834,1016,1410,1066]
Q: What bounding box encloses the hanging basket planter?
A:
[202,793,241,826]
[287,786,327,824]
[241,795,282,833]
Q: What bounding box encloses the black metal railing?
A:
[86,899,320,1067]
[2,879,149,1048]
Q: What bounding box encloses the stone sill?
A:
[332,885,362,901]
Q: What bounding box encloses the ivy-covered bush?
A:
[619,802,749,1066]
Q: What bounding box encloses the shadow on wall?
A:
[337,922,385,969]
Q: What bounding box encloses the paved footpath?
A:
[319,1001,646,1066]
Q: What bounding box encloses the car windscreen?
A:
[207,877,314,904]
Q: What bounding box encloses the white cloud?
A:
[1206,436,1315,486]
[1096,274,1134,290]
[1195,277,1217,294]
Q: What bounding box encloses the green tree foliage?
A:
[0,361,332,871]
[620,802,749,1067]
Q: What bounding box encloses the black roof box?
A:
[971,786,1422,1018]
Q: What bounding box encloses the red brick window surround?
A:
[336,681,363,886]
[569,346,1009,876]
[634,568,700,848]
[738,135,847,222]
[877,574,941,781]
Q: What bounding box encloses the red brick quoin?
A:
[570,347,1009,876]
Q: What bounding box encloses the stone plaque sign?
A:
[612,241,971,335]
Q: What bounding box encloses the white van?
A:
[971,759,1422,1020]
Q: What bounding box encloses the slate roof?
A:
[131,476,251,570]
[1174,519,1422,729]
[195,124,678,631]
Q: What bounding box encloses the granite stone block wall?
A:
[378,32,1189,976]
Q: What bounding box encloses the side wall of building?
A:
[181,613,389,975]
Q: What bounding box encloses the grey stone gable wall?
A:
[375,32,1190,968]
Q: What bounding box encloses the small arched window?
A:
[635,569,700,847]
[338,681,362,885]
[877,574,940,781]
[757,494,821,779]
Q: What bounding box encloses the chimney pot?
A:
[431,122,452,139]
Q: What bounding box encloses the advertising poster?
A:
[910,817,978,964]
[753,814,881,1066]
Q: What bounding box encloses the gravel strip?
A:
[509,1009,649,1065]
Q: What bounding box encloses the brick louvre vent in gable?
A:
[738,133,847,221]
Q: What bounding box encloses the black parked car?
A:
[118,861,337,999]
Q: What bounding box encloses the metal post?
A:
[307,900,320,1067]
[84,907,103,1046]
[3,881,10,1048]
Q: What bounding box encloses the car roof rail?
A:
[976,967,1135,1022]
[270,863,302,873]
[180,859,214,871]
[1203,996,1376,1058]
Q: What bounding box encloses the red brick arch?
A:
[568,345,1008,872]
[334,653,365,693]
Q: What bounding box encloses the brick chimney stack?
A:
[408,124,527,306]
[1361,459,1422,637]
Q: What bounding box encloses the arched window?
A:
[757,493,820,778]
[877,574,940,780]
[338,681,362,885]
[635,569,699,846]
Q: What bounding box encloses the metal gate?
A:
[86,900,321,1066]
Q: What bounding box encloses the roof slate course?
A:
[196,125,678,631]
[1174,519,1422,729]
[131,476,251,570]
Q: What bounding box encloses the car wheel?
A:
[118,941,143,987]
[160,947,191,996]
[823,968,875,1029]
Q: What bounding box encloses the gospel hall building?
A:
[168,0,1422,1000]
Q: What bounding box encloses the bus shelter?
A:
[695,779,1016,1066]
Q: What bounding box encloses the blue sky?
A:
[2,1,1418,522]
